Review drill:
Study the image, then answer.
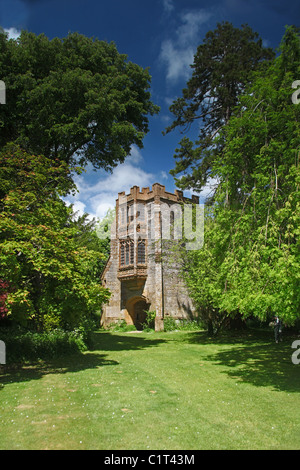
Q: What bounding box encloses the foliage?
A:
[0,28,160,351]
[105,320,137,332]
[142,309,156,330]
[0,144,110,330]
[165,22,274,194]
[69,211,111,280]
[0,327,87,363]
[180,26,300,330]
[0,30,159,173]
[95,207,116,273]
[0,279,9,318]
[163,317,204,332]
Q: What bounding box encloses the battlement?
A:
[117,183,199,205]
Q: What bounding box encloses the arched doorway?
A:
[134,299,149,330]
[126,296,150,330]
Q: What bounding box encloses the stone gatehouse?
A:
[101,183,199,331]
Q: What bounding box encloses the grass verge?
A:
[0,329,299,450]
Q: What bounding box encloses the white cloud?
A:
[69,200,87,218]
[160,170,169,180]
[160,9,212,84]
[177,11,211,47]
[65,145,155,220]
[87,161,153,196]
[4,27,21,40]
[184,177,219,203]
[160,39,194,83]
[89,195,115,221]
[64,145,216,221]
[124,145,143,165]
[64,197,96,222]
[162,0,174,13]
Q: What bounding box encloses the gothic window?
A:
[130,240,134,264]
[137,239,146,264]
[120,241,125,265]
[125,242,130,265]
[120,239,134,266]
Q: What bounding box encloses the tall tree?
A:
[0,30,159,172]
[181,26,300,329]
[164,22,274,194]
[0,144,110,329]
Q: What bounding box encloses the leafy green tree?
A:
[215,26,300,325]
[180,26,300,330]
[180,208,228,335]
[0,30,159,172]
[164,22,274,194]
[0,144,110,329]
[69,210,111,280]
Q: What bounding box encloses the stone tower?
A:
[101,183,199,331]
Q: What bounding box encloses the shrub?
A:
[0,327,87,363]
[163,317,204,332]
[106,321,137,332]
[142,310,156,330]
[163,317,178,331]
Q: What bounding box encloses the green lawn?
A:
[1,329,300,450]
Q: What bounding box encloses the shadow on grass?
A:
[184,329,300,393]
[0,351,119,387]
[90,330,167,352]
[0,330,166,388]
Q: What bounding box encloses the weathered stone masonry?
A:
[101,183,199,331]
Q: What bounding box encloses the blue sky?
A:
[1,0,299,219]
